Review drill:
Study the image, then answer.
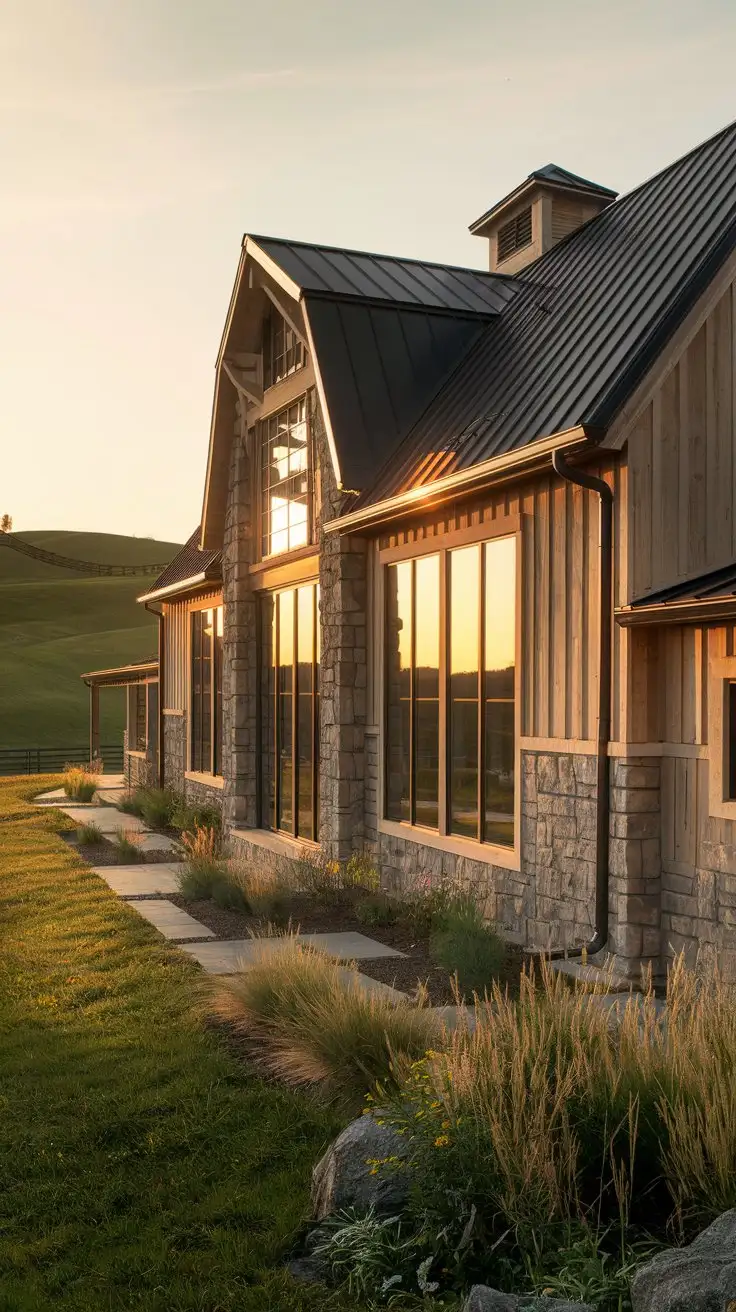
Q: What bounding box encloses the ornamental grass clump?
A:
[137,787,177,830]
[62,764,98,803]
[112,828,145,862]
[177,826,229,900]
[429,893,507,996]
[212,935,440,1107]
[288,848,380,905]
[377,954,736,1299]
[76,822,104,845]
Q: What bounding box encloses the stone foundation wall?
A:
[123,731,156,791]
[608,757,662,979]
[661,814,736,983]
[163,714,185,792]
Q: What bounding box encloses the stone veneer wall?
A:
[660,792,736,984]
[221,392,258,830]
[163,714,185,792]
[315,400,369,862]
[607,757,662,979]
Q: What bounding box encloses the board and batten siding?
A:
[162,590,222,712]
[628,277,736,600]
[376,461,628,744]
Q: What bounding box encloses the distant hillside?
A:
[0,532,182,750]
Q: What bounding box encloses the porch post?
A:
[89,682,100,765]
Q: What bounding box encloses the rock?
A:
[464,1289,594,1311]
[287,1223,334,1284]
[311,1115,408,1221]
[631,1208,736,1312]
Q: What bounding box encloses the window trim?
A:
[188,601,224,779]
[378,519,522,870]
[258,393,313,561]
[262,303,306,391]
[707,655,736,819]
[264,581,321,841]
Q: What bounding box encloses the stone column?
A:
[222,395,258,828]
[608,757,662,980]
[314,401,368,861]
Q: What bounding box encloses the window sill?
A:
[127,749,147,759]
[378,818,520,871]
[229,826,318,858]
[185,771,224,790]
[250,544,318,574]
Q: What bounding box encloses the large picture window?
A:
[264,583,320,839]
[191,606,223,775]
[260,397,309,557]
[384,535,516,849]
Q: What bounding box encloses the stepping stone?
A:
[179,931,404,975]
[348,972,408,1003]
[129,899,214,941]
[58,806,149,833]
[34,787,68,805]
[96,788,126,804]
[92,863,184,897]
[134,832,179,854]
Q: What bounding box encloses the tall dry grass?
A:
[213,936,440,1107]
[62,763,99,802]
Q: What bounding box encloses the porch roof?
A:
[80,659,158,689]
[138,528,221,603]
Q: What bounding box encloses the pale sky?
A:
[2,0,735,543]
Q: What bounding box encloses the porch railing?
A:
[0,744,124,776]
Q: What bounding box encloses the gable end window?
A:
[263,307,304,390]
[261,397,310,557]
[384,535,516,849]
[191,606,223,775]
[497,207,533,262]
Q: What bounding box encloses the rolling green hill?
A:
[0,532,182,750]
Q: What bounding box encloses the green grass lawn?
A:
[0,778,362,1311]
[0,532,181,749]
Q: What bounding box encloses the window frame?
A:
[261,580,320,841]
[707,655,736,819]
[258,395,312,561]
[188,602,224,779]
[378,517,521,871]
[262,304,305,391]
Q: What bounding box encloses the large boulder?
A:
[311,1115,409,1221]
[631,1209,736,1312]
[464,1289,594,1311]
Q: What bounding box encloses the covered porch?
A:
[80,659,160,787]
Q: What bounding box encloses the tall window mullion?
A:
[269,584,320,838]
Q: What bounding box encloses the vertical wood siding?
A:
[162,591,223,711]
[628,279,736,599]
[377,462,626,743]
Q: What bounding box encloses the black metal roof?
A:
[356,119,736,508]
[305,297,484,491]
[632,561,736,607]
[140,528,221,599]
[250,234,521,316]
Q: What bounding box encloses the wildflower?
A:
[434,1134,450,1148]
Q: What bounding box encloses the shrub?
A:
[356,893,399,929]
[213,936,440,1106]
[62,765,97,803]
[169,797,222,834]
[288,848,379,905]
[76,822,104,845]
[118,790,145,817]
[312,1207,432,1303]
[137,787,177,830]
[113,828,144,862]
[429,895,506,996]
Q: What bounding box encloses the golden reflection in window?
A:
[267,583,320,839]
[449,546,480,838]
[261,398,309,557]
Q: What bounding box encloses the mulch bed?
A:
[62,834,174,866]
[166,892,527,1004]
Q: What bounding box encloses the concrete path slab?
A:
[134,832,180,854]
[59,806,148,833]
[96,788,127,804]
[92,863,184,897]
[129,899,215,941]
[34,787,68,805]
[179,931,404,975]
[348,972,408,1003]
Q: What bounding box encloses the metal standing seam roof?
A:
[355,119,736,509]
[469,163,618,232]
[139,528,222,600]
[249,234,523,316]
[631,561,736,607]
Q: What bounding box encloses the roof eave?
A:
[617,596,736,627]
[80,660,159,686]
[324,424,599,535]
[137,570,222,604]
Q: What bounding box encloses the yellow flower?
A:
[434,1135,450,1148]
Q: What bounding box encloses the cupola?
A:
[470,164,617,274]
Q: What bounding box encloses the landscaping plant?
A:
[76,822,104,845]
[113,827,145,862]
[137,787,177,830]
[169,795,222,834]
[177,825,229,899]
[213,936,441,1107]
[62,763,98,803]
[289,848,380,905]
[428,894,506,996]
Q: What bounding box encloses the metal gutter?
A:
[80,661,158,683]
[137,571,221,604]
[324,426,595,535]
[548,449,613,960]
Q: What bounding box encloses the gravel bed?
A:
[62,834,174,866]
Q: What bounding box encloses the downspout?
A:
[548,449,613,960]
[144,601,165,789]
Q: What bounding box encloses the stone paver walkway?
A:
[93,862,185,897]
[131,899,216,941]
[58,805,148,833]
[179,932,404,975]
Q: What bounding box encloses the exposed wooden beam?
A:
[222,357,263,406]
[262,283,308,346]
